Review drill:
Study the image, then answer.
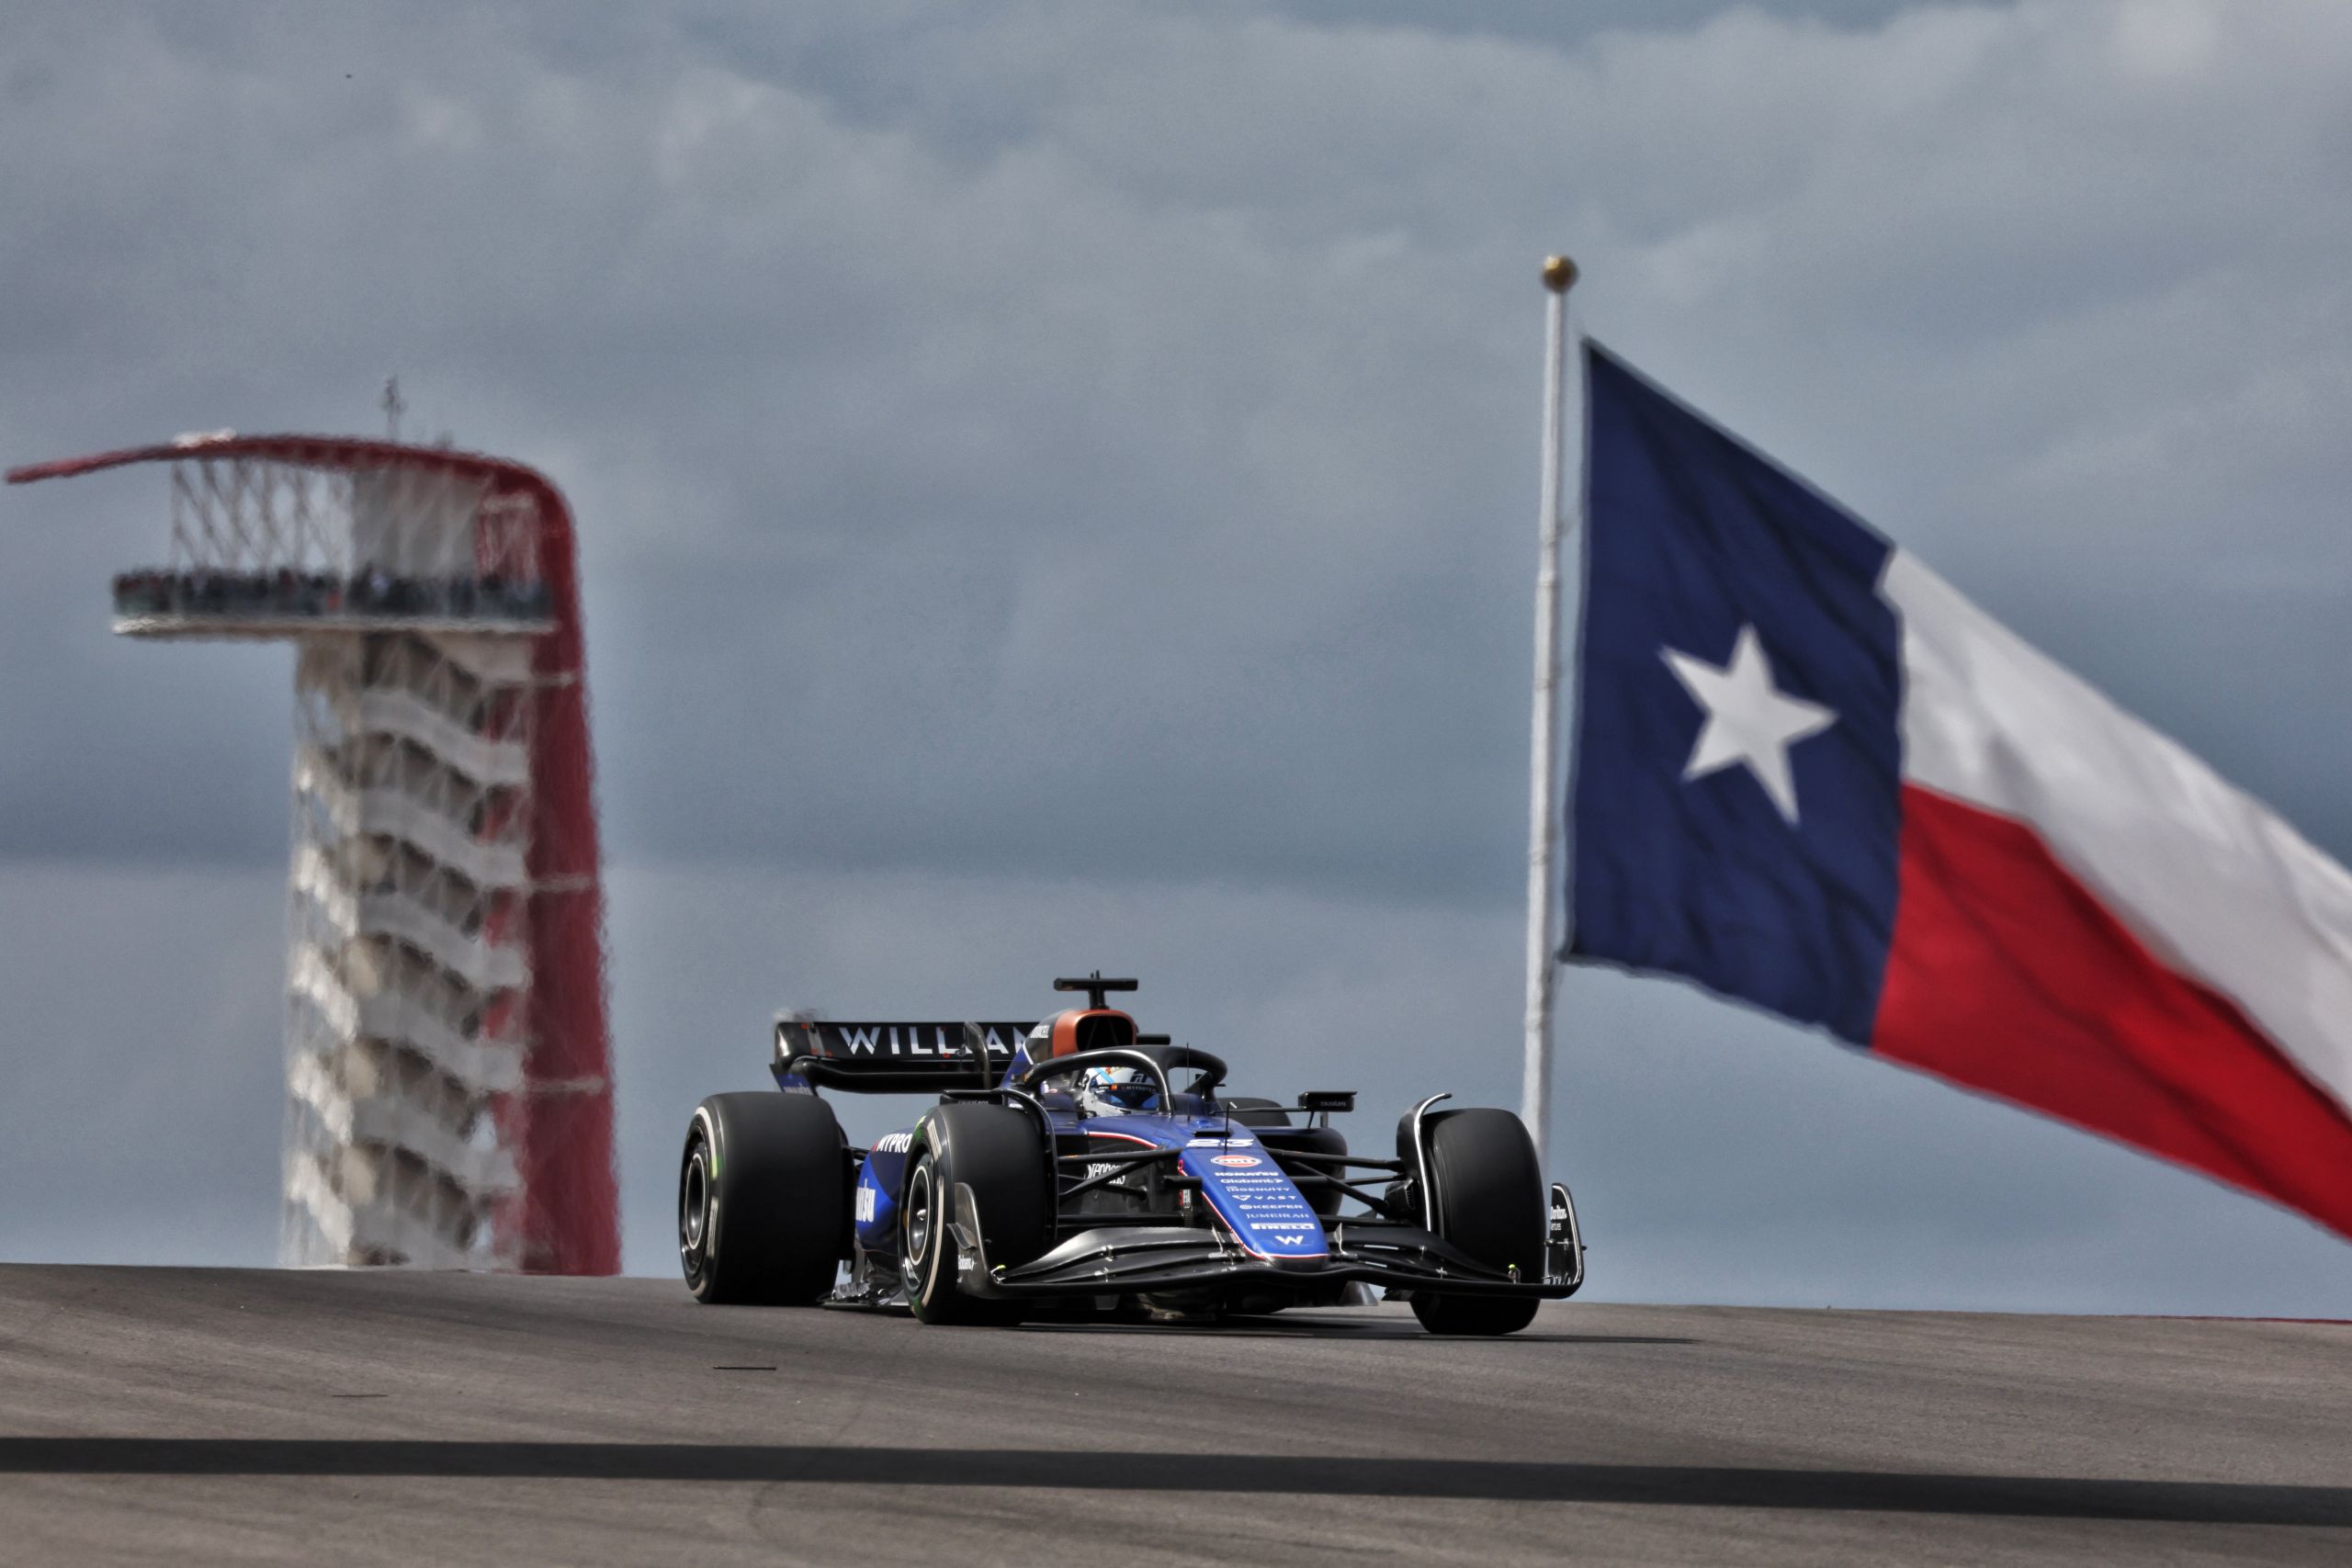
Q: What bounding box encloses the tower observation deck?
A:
[7,434,619,1273]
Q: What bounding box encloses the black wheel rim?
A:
[901,1161,934,1297]
[680,1137,712,1284]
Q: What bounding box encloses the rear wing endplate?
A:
[773,1020,1037,1094]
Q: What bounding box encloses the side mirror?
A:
[1296,1089,1355,1130]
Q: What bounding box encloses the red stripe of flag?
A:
[1873,784,2352,1240]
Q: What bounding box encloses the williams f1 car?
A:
[677,975,1585,1334]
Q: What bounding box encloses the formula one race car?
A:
[677,975,1585,1334]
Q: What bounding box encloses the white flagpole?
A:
[1522,254,1577,1170]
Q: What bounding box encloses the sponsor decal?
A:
[1182,1145,1326,1256]
[886,1025,959,1057]
[872,1131,914,1155]
[814,1022,1029,1058]
[854,1187,876,1224]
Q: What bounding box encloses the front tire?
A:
[901,1102,1051,1325]
[680,1092,847,1304]
[1405,1107,1544,1337]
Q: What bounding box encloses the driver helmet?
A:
[1077,1064,1154,1111]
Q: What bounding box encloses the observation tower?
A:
[7,433,619,1273]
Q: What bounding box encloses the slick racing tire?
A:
[902,1102,1051,1325]
[680,1092,848,1305]
[1406,1107,1544,1337]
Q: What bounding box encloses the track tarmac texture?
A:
[1,1265,2346,1565]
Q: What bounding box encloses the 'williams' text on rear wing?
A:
[773,1019,1037,1094]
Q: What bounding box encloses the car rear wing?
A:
[773,1019,1038,1094]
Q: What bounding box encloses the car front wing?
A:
[947,1182,1586,1302]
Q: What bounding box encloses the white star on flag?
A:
[1660,625,1838,824]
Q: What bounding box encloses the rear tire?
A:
[680,1092,847,1304]
[901,1103,1051,1325]
[1404,1107,1544,1337]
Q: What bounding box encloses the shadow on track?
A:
[1012,1319,1694,1345]
[962,1308,1690,1345]
[6,1441,2346,1525]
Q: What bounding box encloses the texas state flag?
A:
[1568,342,2352,1241]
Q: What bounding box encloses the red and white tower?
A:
[8,434,620,1273]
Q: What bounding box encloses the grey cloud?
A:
[0,863,285,1265]
[9,1,2352,892]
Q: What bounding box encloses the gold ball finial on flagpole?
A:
[1542,254,1578,294]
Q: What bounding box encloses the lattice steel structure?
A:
[7,434,619,1273]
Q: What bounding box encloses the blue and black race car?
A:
[677,975,1586,1335]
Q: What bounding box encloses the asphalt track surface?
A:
[2,1266,2346,1565]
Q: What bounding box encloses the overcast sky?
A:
[5,0,2350,1313]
